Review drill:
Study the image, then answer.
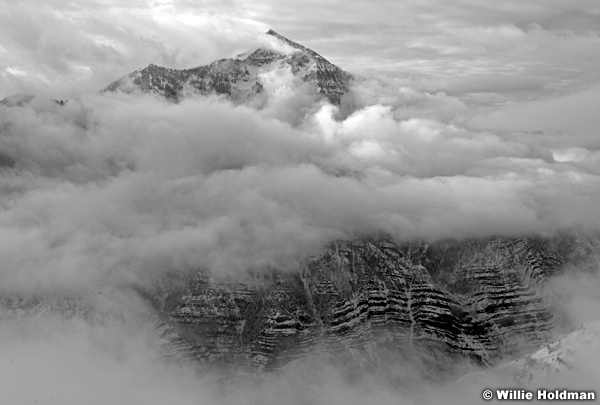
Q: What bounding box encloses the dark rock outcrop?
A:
[151,233,600,376]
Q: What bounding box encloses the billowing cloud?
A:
[2,2,600,403]
[0,312,474,404]
[1,84,600,296]
[0,0,265,98]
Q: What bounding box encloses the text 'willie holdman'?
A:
[482,389,596,400]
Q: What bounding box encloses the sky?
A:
[1,0,600,102]
[1,2,600,403]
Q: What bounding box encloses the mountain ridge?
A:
[103,29,353,104]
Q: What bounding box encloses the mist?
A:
[2,78,600,292]
[2,264,599,405]
[0,314,431,405]
[2,28,600,401]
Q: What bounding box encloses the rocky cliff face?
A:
[103,30,353,105]
[2,233,598,382]
[148,233,600,378]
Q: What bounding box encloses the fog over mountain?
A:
[1,1,600,404]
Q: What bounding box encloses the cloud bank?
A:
[1,85,600,295]
[1,70,600,296]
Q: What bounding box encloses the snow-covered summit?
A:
[104,30,353,104]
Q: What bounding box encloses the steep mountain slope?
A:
[149,233,599,376]
[452,319,600,395]
[507,320,600,387]
[104,30,353,104]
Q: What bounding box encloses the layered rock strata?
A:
[153,234,599,374]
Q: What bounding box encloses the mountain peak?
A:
[265,29,319,57]
[265,29,299,47]
[265,29,295,43]
[104,31,353,104]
